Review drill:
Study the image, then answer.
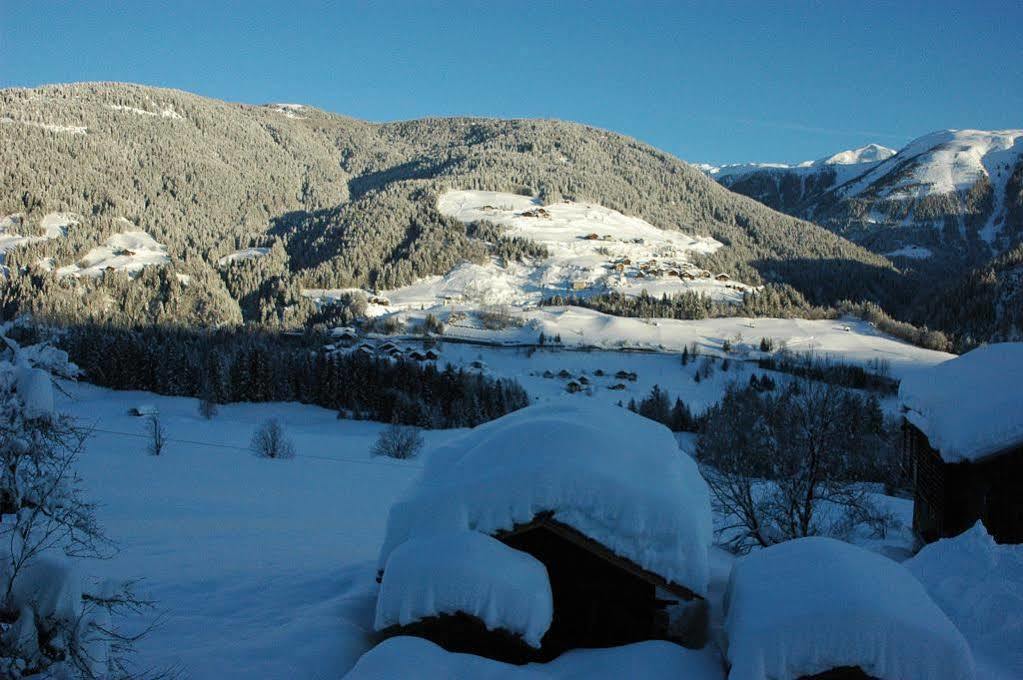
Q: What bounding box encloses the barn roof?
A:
[724,537,975,680]
[377,402,713,597]
[899,342,1023,463]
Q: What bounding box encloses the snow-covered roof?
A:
[724,537,975,680]
[378,402,713,597]
[375,532,553,648]
[899,343,1023,462]
[344,636,725,680]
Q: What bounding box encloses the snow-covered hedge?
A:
[723,537,974,680]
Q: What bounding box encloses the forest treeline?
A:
[39,324,529,428]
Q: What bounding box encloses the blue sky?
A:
[2,1,1020,164]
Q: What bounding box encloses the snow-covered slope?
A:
[56,227,170,277]
[706,130,1023,259]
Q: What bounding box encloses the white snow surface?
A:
[898,342,1023,462]
[375,532,553,647]
[379,401,713,596]
[0,212,75,259]
[724,537,975,680]
[344,636,724,680]
[56,229,170,277]
[217,247,271,265]
[906,522,1023,680]
[106,103,182,119]
[884,244,933,259]
[0,116,87,134]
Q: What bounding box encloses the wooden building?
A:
[496,512,703,660]
[900,343,1023,545]
[905,422,1023,544]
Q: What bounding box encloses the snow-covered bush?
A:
[372,423,424,460]
[251,419,296,459]
[0,322,153,678]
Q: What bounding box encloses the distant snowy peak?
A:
[706,129,1023,257]
[822,143,896,166]
[839,129,1023,199]
[706,143,895,179]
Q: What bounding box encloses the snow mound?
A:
[0,212,72,259]
[724,537,974,680]
[15,364,54,419]
[344,636,724,680]
[379,402,713,596]
[57,229,170,277]
[376,532,553,647]
[899,342,1023,462]
[907,522,1023,678]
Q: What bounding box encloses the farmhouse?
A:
[724,537,974,680]
[899,343,1023,544]
[374,403,712,663]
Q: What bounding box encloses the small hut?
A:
[900,343,1023,544]
[723,537,975,680]
[375,403,713,663]
[565,381,582,393]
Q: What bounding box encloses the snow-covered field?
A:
[56,228,170,277]
[0,211,77,261]
[305,190,749,314]
[52,331,1016,678]
[217,246,271,266]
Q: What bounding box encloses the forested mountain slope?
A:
[1,82,901,327]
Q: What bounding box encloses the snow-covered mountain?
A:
[705,130,1023,262]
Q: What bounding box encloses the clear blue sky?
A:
[2,1,1020,164]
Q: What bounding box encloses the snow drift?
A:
[723,537,974,680]
[375,532,554,647]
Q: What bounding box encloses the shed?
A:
[899,343,1023,544]
[128,404,158,417]
[376,403,713,662]
[565,381,582,394]
[723,537,975,680]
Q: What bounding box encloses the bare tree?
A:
[697,381,895,553]
[372,423,424,460]
[147,414,167,456]
[198,396,218,420]
[251,419,295,459]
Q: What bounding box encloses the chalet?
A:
[330,327,359,345]
[373,403,712,663]
[613,263,625,272]
[470,359,488,370]
[407,350,426,361]
[570,279,589,291]
[608,383,626,391]
[577,376,590,385]
[681,271,696,280]
[565,381,582,394]
[583,232,600,240]
[714,272,729,281]
[128,404,158,417]
[542,370,555,379]
[723,537,973,680]
[900,343,1023,544]
[558,369,573,379]
[423,349,440,361]
[594,369,605,377]
[614,370,631,380]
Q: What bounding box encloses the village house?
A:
[899,343,1023,544]
[372,403,712,664]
